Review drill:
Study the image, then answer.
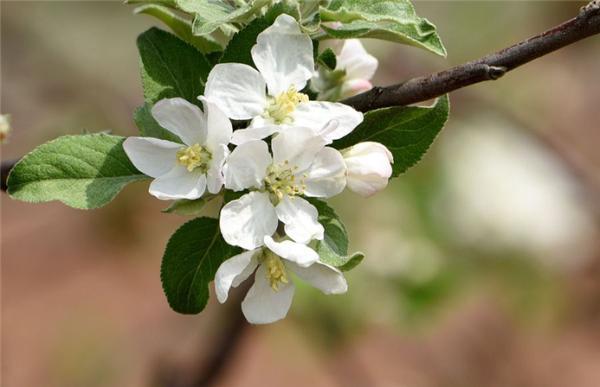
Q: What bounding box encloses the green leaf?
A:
[127,0,177,7]
[137,27,211,105]
[7,134,147,209]
[183,0,272,37]
[133,103,181,143]
[220,3,300,65]
[161,217,241,314]
[338,252,365,272]
[162,198,207,216]
[310,199,364,271]
[317,47,337,70]
[134,4,222,53]
[176,0,233,20]
[334,95,450,176]
[320,0,446,57]
[219,16,270,65]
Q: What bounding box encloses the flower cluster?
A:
[123,14,393,324]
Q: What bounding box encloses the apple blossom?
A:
[342,142,393,197]
[204,14,363,145]
[215,235,348,324]
[0,114,11,144]
[219,126,347,250]
[123,97,232,200]
[313,39,378,101]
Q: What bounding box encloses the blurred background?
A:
[2,1,600,386]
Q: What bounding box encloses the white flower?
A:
[220,127,346,250]
[0,114,11,143]
[336,39,378,97]
[343,142,393,197]
[215,235,348,324]
[123,97,232,200]
[313,39,378,100]
[204,14,363,145]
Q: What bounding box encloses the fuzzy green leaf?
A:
[317,48,337,70]
[176,0,233,21]
[334,95,450,176]
[162,198,206,216]
[134,4,222,53]
[127,0,177,6]
[337,252,365,271]
[182,0,272,37]
[7,134,147,209]
[310,199,364,271]
[320,0,446,57]
[137,27,211,105]
[161,217,241,314]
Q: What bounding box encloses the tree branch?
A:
[343,0,600,112]
[1,159,16,192]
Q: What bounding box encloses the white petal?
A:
[219,191,278,250]
[241,265,295,324]
[344,142,393,163]
[204,63,267,120]
[292,101,363,142]
[275,196,324,244]
[122,137,180,178]
[151,98,207,146]
[304,147,347,198]
[223,140,271,191]
[263,235,319,268]
[343,142,393,197]
[230,125,279,146]
[347,173,390,197]
[251,14,314,96]
[206,144,229,194]
[149,166,207,200]
[199,96,233,151]
[248,115,273,129]
[214,250,259,303]
[287,261,348,295]
[337,39,378,81]
[271,127,327,172]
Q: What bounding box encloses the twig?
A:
[1,159,17,192]
[153,281,251,387]
[343,0,600,112]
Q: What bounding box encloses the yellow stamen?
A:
[264,85,308,124]
[176,143,212,172]
[264,161,306,203]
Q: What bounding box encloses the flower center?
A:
[263,161,306,202]
[264,250,288,291]
[176,144,212,173]
[264,86,308,124]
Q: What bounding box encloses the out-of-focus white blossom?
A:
[0,114,11,143]
[438,118,596,268]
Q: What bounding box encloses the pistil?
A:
[263,250,289,291]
